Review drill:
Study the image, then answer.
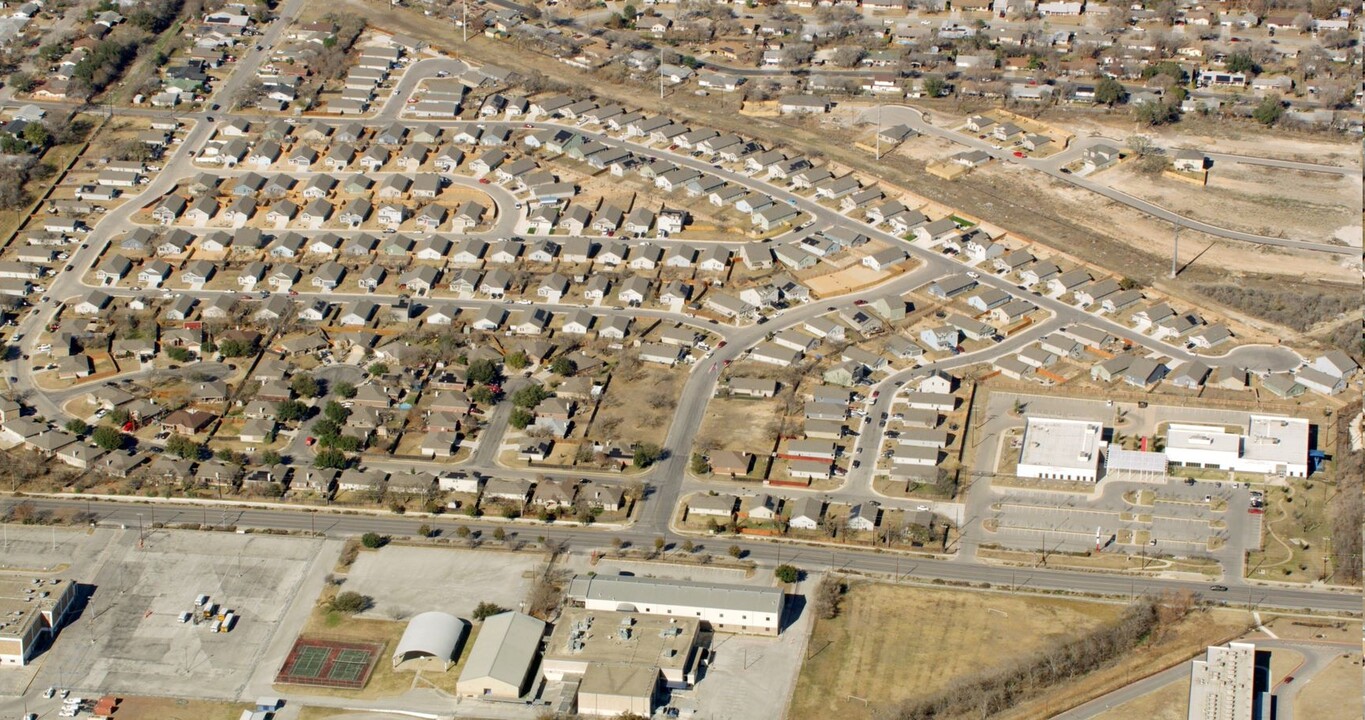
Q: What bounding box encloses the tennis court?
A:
[275,637,383,689]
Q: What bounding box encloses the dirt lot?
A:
[1104,162,1361,246]
[788,582,1126,720]
[587,364,688,448]
[1092,675,1189,720]
[1295,652,1365,720]
[341,544,538,620]
[695,394,786,457]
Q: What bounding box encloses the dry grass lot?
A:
[589,365,687,447]
[110,697,252,720]
[789,582,1125,720]
[695,394,785,457]
[1295,652,1365,720]
[1091,676,1190,720]
[1105,162,1361,246]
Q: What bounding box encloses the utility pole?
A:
[659,47,665,100]
[875,103,883,161]
[1169,223,1179,279]
[463,0,468,42]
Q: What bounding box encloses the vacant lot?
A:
[696,394,786,459]
[789,583,1125,720]
[1092,676,1189,720]
[1295,652,1364,720]
[343,545,538,620]
[106,697,251,720]
[588,364,688,448]
[1106,162,1360,246]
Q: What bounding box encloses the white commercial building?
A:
[1016,417,1104,482]
[567,575,783,636]
[1187,641,1263,720]
[1165,415,1308,478]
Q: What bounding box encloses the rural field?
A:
[788,582,1126,720]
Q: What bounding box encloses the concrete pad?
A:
[343,546,539,621]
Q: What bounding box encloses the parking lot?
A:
[985,478,1248,558]
[343,545,540,620]
[36,530,324,699]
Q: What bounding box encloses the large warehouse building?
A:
[1016,417,1105,482]
[0,575,77,666]
[1186,641,1268,720]
[567,575,784,636]
[456,612,547,700]
[1166,415,1309,478]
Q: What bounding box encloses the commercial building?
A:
[1165,415,1308,478]
[1187,641,1268,720]
[1016,417,1105,482]
[543,608,702,717]
[0,575,78,666]
[456,612,547,699]
[567,575,784,636]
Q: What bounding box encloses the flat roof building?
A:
[0,575,78,666]
[1187,641,1263,720]
[1016,417,1104,482]
[567,574,783,636]
[1166,415,1308,478]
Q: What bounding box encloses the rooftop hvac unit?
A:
[618,628,632,640]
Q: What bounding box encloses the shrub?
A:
[329,591,372,614]
[472,601,510,621]
[360,532,387,549]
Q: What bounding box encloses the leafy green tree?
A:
[1252,95,1283,125]
[690,453,711,475]
[323,401,350,424]
[290,373,320,398]
[217,338,255,357]
[334,382,357,399]
[510,385,549,408]
[329,590,372,613]
[91,426,125,451]
[64,419,90,435]
[312,418,341,440]
[633,443,662,468]
[467,358,499,385]
[166,346,193,362]
[1094,77,1125,106]
[923,75,946,98]
[549,356,577,376]
[274,400,309,422]
[472,601,509,621]
[509,408,534,430]
[258,450,283,466]
[165,435,201,459]
[469,385,496,404]
[504,350,529,371]
[774,564,800,583]
[367,362,389,376]
[313,448,348,469]
[1226,51,1257,75]
[22,123,49,148]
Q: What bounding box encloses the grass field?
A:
[1295,653,1364,720]
[788,583,1126,720]
[1246,477,1333,584]
[1092,676,1189,720]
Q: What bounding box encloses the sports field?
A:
[275,638,384,689]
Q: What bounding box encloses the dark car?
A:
[1209,585,1228,592]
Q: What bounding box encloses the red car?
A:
[478,178,490,184]
[305,437,316,446]
[524,123,533,128]
[853,299,868,306]
[1013,151,1025,158]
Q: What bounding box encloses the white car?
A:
[43,687,55,698]
[966,271,979,279]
